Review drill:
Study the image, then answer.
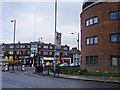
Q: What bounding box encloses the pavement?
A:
[34,71,120,84]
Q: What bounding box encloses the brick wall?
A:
[81,2,120,73]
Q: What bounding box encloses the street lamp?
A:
[11,19,16,71]
[71,32,79,50]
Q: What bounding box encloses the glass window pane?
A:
[86,56,89,64]
[86,20,89,26]
[118,57,120,66]
[87,38,89,45]
[89,57,92,64]
[90,19,93,25]
[90,38,93,44]
[110,12,117,20]
[112,57,117,66]
[118,11,120,19]
[94,56,98,64]
[94,17,98,24]
[111,34,117,42]
[94,37,98,44]
[49,52,52,55]
[118,34,120,42]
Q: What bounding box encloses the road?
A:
[2,66,119,88]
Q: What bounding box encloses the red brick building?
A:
[80,1,120,73]
[0,41,70,65]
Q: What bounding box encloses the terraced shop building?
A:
[0,41,70,66]
[80,0,120,73]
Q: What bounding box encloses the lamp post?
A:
[71,32,79,50]
[54,0,57,76]
[11,19,16,71]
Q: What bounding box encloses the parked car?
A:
[69,63,77,66]
[0,63,5,66]
[45,62,50,66]
[69,63,81,67]
[60,63,68,67]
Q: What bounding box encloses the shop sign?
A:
[43,57,54,60]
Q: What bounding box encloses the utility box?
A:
[34,66,43,73]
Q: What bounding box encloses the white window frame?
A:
[44,52,48,55]
[44,45,48,49]
[49,46,53,49]
[49,52,52,55]
[10,45,14,48]
[16,45,19,48]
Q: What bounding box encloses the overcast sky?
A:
[1,0,84,50]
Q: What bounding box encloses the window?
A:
[49,52,52,55]
[10,45,14,48]
[94,37,98,44]
[16,51,19,55]
[111,56,120,67]
[27,51,30,54]
[49,46,53,49]
[31,45,37,48]
[56,52,60,56]
[9,51,13,55]
[20,45,25,48]
[44,52,48,55]
[86,36,98,45]
[63,52,67,56]
[90,38,93,44]
[86,39,89,45]
[39,45,41,48]
[89,18,93,25]
[16,45,19,48]
[110,33,120,42]
[86,20,89,26]
[44,45,48,49]
[27,45,30,48]
[2,46,5,48]
[110,11,120,20]
[39,51,41,55]
[20,51,25,55]
[94,17,98,24]
[86,17,98,26]
[64,47,68,50]
[86,56,98,65]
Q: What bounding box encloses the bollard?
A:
[47,66,49,75]
[22,65,25,71]
[5,65,7,71]
[58,65,59,77]
[32,64,34,67]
